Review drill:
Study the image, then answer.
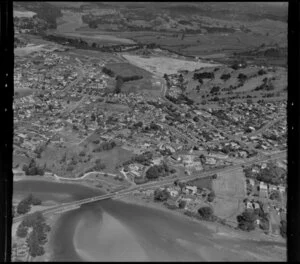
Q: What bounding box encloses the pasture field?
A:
[122,54,220,76]
[184,64,287,105]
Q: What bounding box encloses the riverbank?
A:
[33,213,61,262]
[116,194,286,244]
[13,175,108,194]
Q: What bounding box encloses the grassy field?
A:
[122,78,161,97]
[93,147,135,173]
[184,64,287,105]
[187,177,213,190]
[212,168,245,223]
[14,44,47,56]
[122,54,220,76]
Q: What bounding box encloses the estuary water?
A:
[13,179,286,261]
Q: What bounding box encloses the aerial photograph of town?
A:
[12,1,287,262]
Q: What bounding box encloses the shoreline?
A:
[116,194,286,244]
[13,175,108,194]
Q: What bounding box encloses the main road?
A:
[13,150,286,224]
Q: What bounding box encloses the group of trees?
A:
[93,159,106,171]
[23,159,45,176]
[237,209,257,231]
[145,163,171,180]
[197,206,215,221]
[114,75,143,94]
[237,206,269,232]
[207,190,216,202]
[154,188,169,202]
[210,86,220,95]
[220,73,231,81]
[16,194,42,215]
[254,77,274,91]
[280,219,286,238]
[237,73,248,82]
[165,94,194,106]
[16,211,51,257]
[143,122,161,131]
[93,141,117,152]
[256,163,285,185]
[102,67,115,77]
[257,69,267,76]
[123,151,153,166]
[193,72,215,80]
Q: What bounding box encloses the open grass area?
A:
[93,147,135,173]
[212,168,245,223]
[122,78,161,97]
[123,54,220,76]
[213,168,245,197]
[14,45,47,56]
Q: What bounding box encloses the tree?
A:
[23,159,45,176]
[220,73,231,81]
[22,211,46,228]
[258,69,266,76]
[237,209,257,231]
[207,190,216,202]
[154,188,169,202]
[280,220,286,238]
[198,206,214,220]
[178,181,186,191]
[210,86,220,94]
[238,73,247,82]
[31,196,42,206]
[16,223,28,238]
[115,76,124,94]
[27,230,45,257]
[178,200,187,209]
[17,198,31,215]
[259,218,269,231]
[146,166,160,180]
[269,190,281,201]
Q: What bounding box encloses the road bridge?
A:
[13,150,286,224]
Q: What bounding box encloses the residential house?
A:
[205,157,216,165]
[246,202,253,209]
[259,181,268,198]
[278,185,285,193]
[249,178,255,186]
[185,186,197,195]
[253,202,260,210]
